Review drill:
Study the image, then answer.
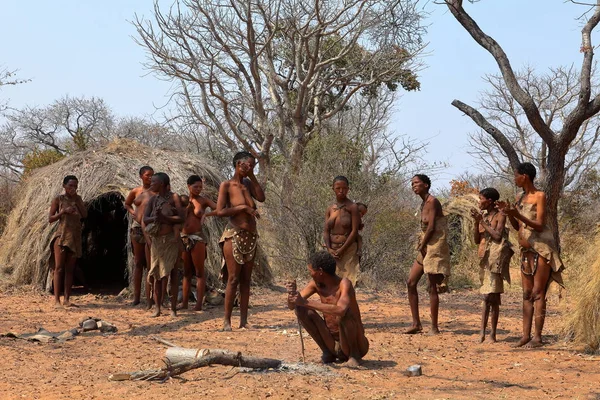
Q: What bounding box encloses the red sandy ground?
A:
[0,283,598,400]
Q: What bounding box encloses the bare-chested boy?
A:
[217,151,265,331]
[180,175,217,311]
[124,166,154,306]
[287,251,369,367]
[143,172,185,317]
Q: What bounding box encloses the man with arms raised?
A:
[287,251,369,367]
[217,151,265,331]
[124,166,154,306]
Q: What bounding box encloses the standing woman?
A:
[497,162,564,348]
[324,176,361,286]
[405,174,450,334]
[48,175,87,307]
[470,188,513,343]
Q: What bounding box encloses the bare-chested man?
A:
[287,251,369,367]
[180,175,217,311]
[124,166,154,306]
[143,172,184,317]
[217,151,265,331]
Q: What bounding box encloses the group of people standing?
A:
[47,152,565,367]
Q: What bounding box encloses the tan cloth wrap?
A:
[336,242,360,286]
[51,195,83,258]
[417,215,451,276]
[519,203,565,287]
[479,228,513,295]
[149,232,180,280]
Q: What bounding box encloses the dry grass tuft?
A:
[0,139,272,289]
[560,229,600,351]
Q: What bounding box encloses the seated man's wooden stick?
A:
[287,280,306,362]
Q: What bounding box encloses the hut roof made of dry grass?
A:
[0,139,272,287]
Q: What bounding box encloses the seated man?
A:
[287,251,369,367]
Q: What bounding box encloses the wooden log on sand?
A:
[109,348,282,382]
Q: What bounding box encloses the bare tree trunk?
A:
[544,150,567,249]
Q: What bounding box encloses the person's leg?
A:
[515,253,535,347]
[338,310,369,367]
[169,267,178,317]
[295,306,337,362]
[223,239,242,331]
[63,252,77,306]
[192,243,207,311]
[239,259,254,328]
[405,261,424,334]
[152,276,164,317]
[131,238,145,306]
[53,240,66,306]
[526,258,552,348]
[145,243,153,309]
[181,250,193,309]
[480,294,491,343]
[428,273,444,334]
[489,293,500,343]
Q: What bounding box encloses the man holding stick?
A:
[287,251,369,367]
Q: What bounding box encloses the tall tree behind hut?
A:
[444,0,600,246]
[134,0,426,191]
[0,95,177,181]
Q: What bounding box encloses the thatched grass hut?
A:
[0,139,272,291]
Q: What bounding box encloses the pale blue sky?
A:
[0,0,590,185]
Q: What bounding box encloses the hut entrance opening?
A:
[81,191,128,292]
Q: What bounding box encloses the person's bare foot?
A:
[343,357,361,368]
[239,322,252,330]
[479,334,486,343]
[524,337,543,348]
[222,321,232,332]
[179,303,188,310]
[53,300,62,309]
[151,307,161,318]
[513,336,531,348]
[146,300,154,310]
[170,309,177,317]
[321,351,336,364]
[404,325,423,334]
[131,300,141,307]
[63,301,77,308]
[486,334,497,343]
[428,327,440,335]
[193,304,203,312]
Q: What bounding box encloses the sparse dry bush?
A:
[261,131,421,288]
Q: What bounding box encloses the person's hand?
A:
[496,200,517,217]
[244,206,260,219]
[328,248,340,259]
[470,208,482,223]
[293,294,307,307]
[64,206,77,214]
